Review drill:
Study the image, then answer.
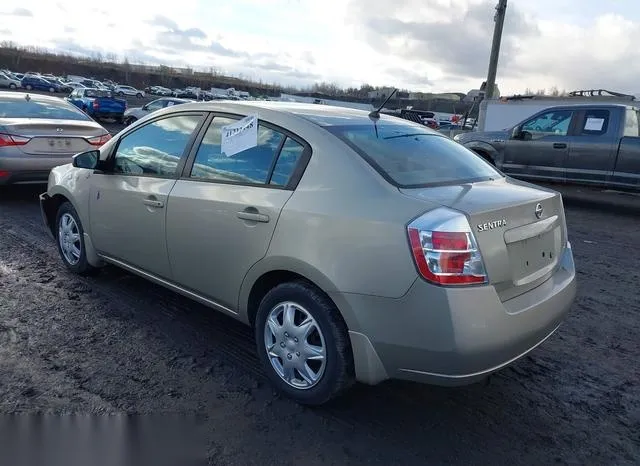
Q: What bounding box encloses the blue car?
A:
[21,75,63,93]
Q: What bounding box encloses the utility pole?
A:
[484,0,508,100]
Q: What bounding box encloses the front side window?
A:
[580,109,609,136]
[190,117,285,184]
[326,121,502,188]
[522,110,573,137]
[113,114,202,177]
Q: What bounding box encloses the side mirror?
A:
[72,150,100,169]
[511,126,523,139]
[141,104,148,110]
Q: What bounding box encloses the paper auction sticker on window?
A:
[221,115,258,157]
[584,117,605,131]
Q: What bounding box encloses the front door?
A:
[89,113,205,279]
[503,108,576,183]
[166,115,309,310]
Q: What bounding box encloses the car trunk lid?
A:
[400,177,567,301]
[0,118,104,156]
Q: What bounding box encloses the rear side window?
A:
[326,122,501,188]
[623,108,639,137]
[190,117,285,184]
[0,97,92,120]
[113,114,202,177]
[270,137,304,186]
[580,109,609,136]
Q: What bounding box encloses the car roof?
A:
[172,100,440,130]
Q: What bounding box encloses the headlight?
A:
[453,134,462,142]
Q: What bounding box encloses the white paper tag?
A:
[584,117,605,131]
[167,101,175,107]
[221,115,258,157]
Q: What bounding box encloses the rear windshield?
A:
[85,89,112,98]
[0,98,91,121]
[326,122,502,188]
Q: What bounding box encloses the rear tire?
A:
[25,84,32,90]
[136,93,143,98]
[49,87,55,93]
[9,83,16,89]
[125,116,137,126]
[254,281,354,406]
[55,202,98,276]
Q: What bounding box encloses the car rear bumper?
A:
[337,243,577,386]
[0,154,75,185]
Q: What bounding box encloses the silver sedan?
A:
[40,101,577,405]
[0,91,111,185]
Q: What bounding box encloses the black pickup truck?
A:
[454,104,640,192]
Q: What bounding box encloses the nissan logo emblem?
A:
[535,203,543,219]
[56,128,63,133]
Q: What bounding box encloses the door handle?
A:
[552,143,567,149]
[143,199,164,208]
[236,211,269,223]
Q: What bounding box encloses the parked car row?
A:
[0,69,146,98]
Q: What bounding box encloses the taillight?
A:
[92,101,100,109]
[0,133,31,147]
[407,207,487,286]
[86,133,112,146]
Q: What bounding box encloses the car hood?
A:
[455,130,510,144]
[124,107,145,117]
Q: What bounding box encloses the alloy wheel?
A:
[263,301,327,390]
[58,213,81,265]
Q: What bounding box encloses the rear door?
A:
[88,112,206,279]
[165,114,310,310]
[564,108,618,186]
[503,108,576,182]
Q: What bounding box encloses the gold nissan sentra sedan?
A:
[40,101,577,405]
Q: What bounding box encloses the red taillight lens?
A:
[86,133,112,146]
[0,133,30,147]
[92,101,100,109]
[408,209,487,286]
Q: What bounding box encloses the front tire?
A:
[254,281,354,405]
[55,202,98,276]
[136,93,143,98]
[125,116,137,126]
[25,84,32,90]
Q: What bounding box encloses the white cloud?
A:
[1,0,640,95]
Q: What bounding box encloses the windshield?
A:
[0,98,92,120]
[326,122,502,188]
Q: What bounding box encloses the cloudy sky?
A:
[1,0,639,95]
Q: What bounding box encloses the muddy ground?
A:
[0,186,638,465]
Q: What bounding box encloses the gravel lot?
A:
[0,185,638,465]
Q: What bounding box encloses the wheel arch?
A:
[43,186,103,267]
[464,141,499,165]
[240,257,356,332]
